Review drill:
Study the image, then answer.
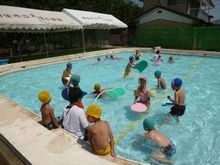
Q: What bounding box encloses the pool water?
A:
[0,52,220,165]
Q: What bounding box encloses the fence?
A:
[137,26,220,51]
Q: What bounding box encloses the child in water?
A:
[62,63,72,85]
[87,104,116,157]
[168,56,175,63]
[110,55,122,60]
[134,49,141,60]
[124,56,136,77]
[134,77,151,109]
[164,78,186,123]
[143,118,175,164]
[154,70,166,89]
[68,74,86,109]
[38,90,59,130]
[92,83,112,98]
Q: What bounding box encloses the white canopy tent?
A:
[0,5,82,57]
[0,5,82,32]
[62,9,127,51]
[62,8,127,29]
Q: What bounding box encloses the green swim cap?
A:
[154,70,161,78]
[143,118,155,130]
[70,74,81,85]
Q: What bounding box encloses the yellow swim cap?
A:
[38,90,51,104]
[86,104,102,119]
[94,83,101,91]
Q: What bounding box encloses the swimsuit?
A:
[43,122,56,130]
[139,88,150,105]
[170,105,186,116]
[95,144,111,155]
[163,141,176,157]
[124,64,132,77]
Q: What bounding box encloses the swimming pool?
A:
[0,51,220,165]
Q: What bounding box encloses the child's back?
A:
[38,91,59,130]
[143,118,175,164]
[87,104,116,157]
[88,121,111,151]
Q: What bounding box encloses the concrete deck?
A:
[0,48,219,165]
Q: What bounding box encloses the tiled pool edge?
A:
[0,95,145,165]
[0,47,219,165]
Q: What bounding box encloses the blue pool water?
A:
[0,52,220,165]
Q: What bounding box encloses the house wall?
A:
[140,19,192,27]
[144,0,160,11]
[168,3,188,14]
[139,8,194,25]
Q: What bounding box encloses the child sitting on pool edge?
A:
[164,78,186,123]
[124,56,136,78]
[134,77,151,109]
[38,90,59,130]
[143,118,175,164]
[86,104,116,157]
[154,70,166,89]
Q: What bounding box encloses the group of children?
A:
[38,49,185,164]
[151,50,175,65]
[122,49,185,164]
[39,73,116,157]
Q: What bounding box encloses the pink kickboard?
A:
[131,102,148,112]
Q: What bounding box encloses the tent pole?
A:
[44,32,49,57]
[108,28,110,45]
[81,28,86,52]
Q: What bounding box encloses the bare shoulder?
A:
[102,120,110,125]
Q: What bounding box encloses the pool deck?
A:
[0,47,220,165]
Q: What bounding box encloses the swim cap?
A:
[143,118,155,130]
[86,104,102,119]
[70,74,81,85]
[66,63,72,69]
[129,56,134,61]
[94,83,101,91]
[171,78,182,87]
[38,90,51,104]
[139,77,147,81]
[154,70,161,78]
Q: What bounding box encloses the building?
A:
[144,0,214,22]
[127,0,216,49]
[135,0,215,27]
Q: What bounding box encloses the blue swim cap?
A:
[67,63,72,69]
[171,78,182,87]
[143,118,155,130]
[129,56,134,61]
[154,70,161,78]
